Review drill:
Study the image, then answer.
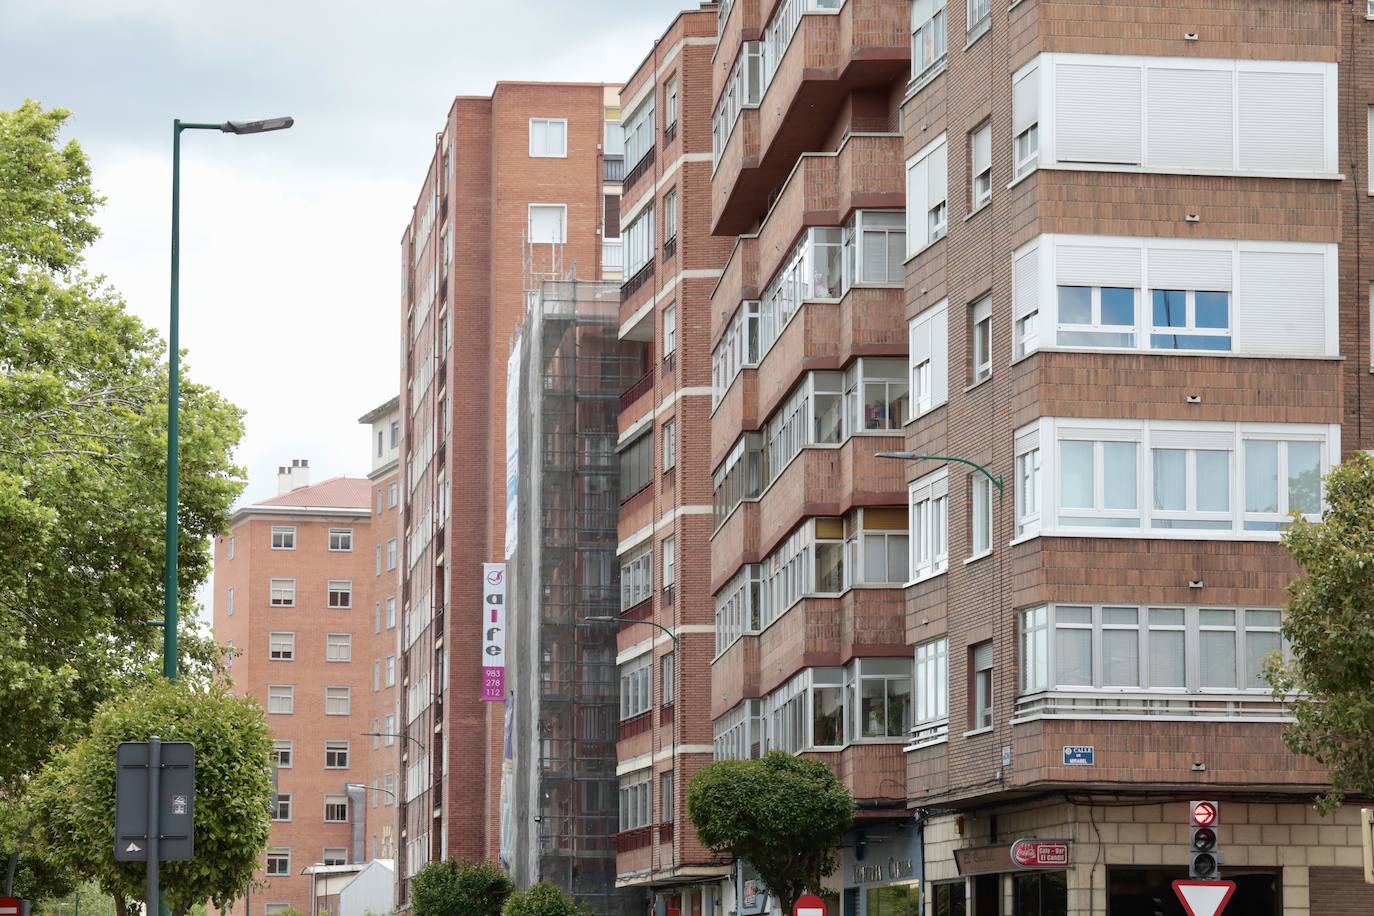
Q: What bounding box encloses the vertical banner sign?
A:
[504,335,522,560]
[481,564,507,701]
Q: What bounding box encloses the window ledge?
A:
[964,18,991,50]
[964,550,993,566]
[1008,531,1040,547]
[903,57,948,106]
[1006,167,1037,191]
[962,375,992,394]
[963,204,989,223]
[962,725,994,738]
[905,567,948,588]
[904,735,949,753]
[903,232,946,266]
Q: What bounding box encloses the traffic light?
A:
[1189,800,1222,880]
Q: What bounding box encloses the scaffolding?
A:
[503,277,640,916]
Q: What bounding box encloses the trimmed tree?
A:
[1267,450,1374,811]
[412,859,513,916]
[501,883,590,916]
[27,678,273,916]
[688,751,854,914]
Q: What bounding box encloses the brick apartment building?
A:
[686,0,1374,914]
[214,446,396,916]
[612,5,737,911]
[394,81,623,904]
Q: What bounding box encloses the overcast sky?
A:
[0,0,689,508]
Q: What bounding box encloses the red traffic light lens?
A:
[1191,801,1218,827]
[1191,826,1217,851]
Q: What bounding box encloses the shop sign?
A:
[1010,839,1071,869]
[851,855,917,885]
[843,826,921,888]
[954,844,1013,876]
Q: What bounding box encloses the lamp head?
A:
[222,116,294,135]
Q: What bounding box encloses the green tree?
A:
[0,99,245,886]
[501,883,591,916]
[26,678,273,916]
[688,752,854,914]
[1268,450,1374,812]
[412,859,513,916]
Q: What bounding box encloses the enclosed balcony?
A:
[712,0,910,234]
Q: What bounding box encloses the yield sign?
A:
[1172,880,1237,916]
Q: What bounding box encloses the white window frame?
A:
[908,469,949,582]
[227,536,235,560]
[267,685,294,715]
[664,76,679,129]
[850,657,914,741]
[1056,435,1141,529]
[662,652,676,706]
[322,848,348,867]
[913,637,949,742]
[908,300,948,417]
[270,526,295,550]
[905,133,948,256]
[272,739,293,768]
[624,204,655,277]
[327,579,353,609]
[265,849,291,877]
[269,579,296,609]
[227,587,235,617]
[911,0,947,84]
[620,545,653,611]
[844,507,910,587]
[528,204,568,245]
[664,303,677,356]
[971,473,993,559]
[662,536,676,591]
[1056,284,1139,349]
[386,655,396,687]
[622,95,656,169]
[970,122,992,210]
[387,538,397,570]
[328,528,353,551]
[966,0,990,37]
[1015,424,1042,539]
[325,632,352,662]
[1012,62,1040,180]
[845,210,907,286]
[971,641,994,730]
[388,481,398,507]
[528,118,568,158]
[619,653,652,721]
[272,792,292,822]
[618,769,653,831]
[664,189,679,242]
[386,596,397,628]
[324,740,350,768]
[662,418,676,471]
[269,631,295,661]
[323,795,349,823]
[325,686,351,717]
[970,295,992,383]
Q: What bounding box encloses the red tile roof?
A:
[255,476,372,510]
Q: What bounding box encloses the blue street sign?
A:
[1063,745,1095,766]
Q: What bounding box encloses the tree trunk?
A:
[4,825,34,896]
[114,897,127,916]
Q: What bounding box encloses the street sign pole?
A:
[146,737,161,916]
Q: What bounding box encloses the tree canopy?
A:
[27,678,274,915]
[412,859,513,916]
[0,98,245,902]
[501,883,591,916]
[1269,450,1374,811]
[687,751,854,914]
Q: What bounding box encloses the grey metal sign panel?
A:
[114,741,196,862]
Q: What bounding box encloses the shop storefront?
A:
[840,822,922,916]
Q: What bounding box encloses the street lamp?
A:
[585,614,681,646]
[361,731,426,752]
[875,451,1003,493]
[346,782,397,801]
[162,115,293,681]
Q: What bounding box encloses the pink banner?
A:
[482,666,505,702]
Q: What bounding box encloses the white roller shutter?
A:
[1238,70,1326,173]
[930,304,949,408]
[1055,63,1142,164]
[1148,248,1232,291]
[1057,244,1143,288]
[1013,65,1040,136]
[1150,429,1235,451]
[1237,250,1327,356]
[1147,68,1234,171]
[906,157,928,255]
[1012,244,1040,322]
[928,141,947,214]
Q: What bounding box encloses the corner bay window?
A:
[713,699,764,761]
[760,659,913,754]
[712,360,909,530]
[1019,604,1285,699]
[712,41,762,168]
[623,205,655,278]
[622,95,654,169]
[1022,418,1332,537]
[711,301,760,408]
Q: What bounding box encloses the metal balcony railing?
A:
[619,368,654,411]
[623,146,655,194]
[604,156,626,183]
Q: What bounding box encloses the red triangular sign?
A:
[1172,880,1237,916]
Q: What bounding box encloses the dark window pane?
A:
[1196,291,1229,328]
[1152,289,1187,328]
[1101,287,1135,326]
[1150,334,1231,351]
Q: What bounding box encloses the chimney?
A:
[277,459,310,495]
